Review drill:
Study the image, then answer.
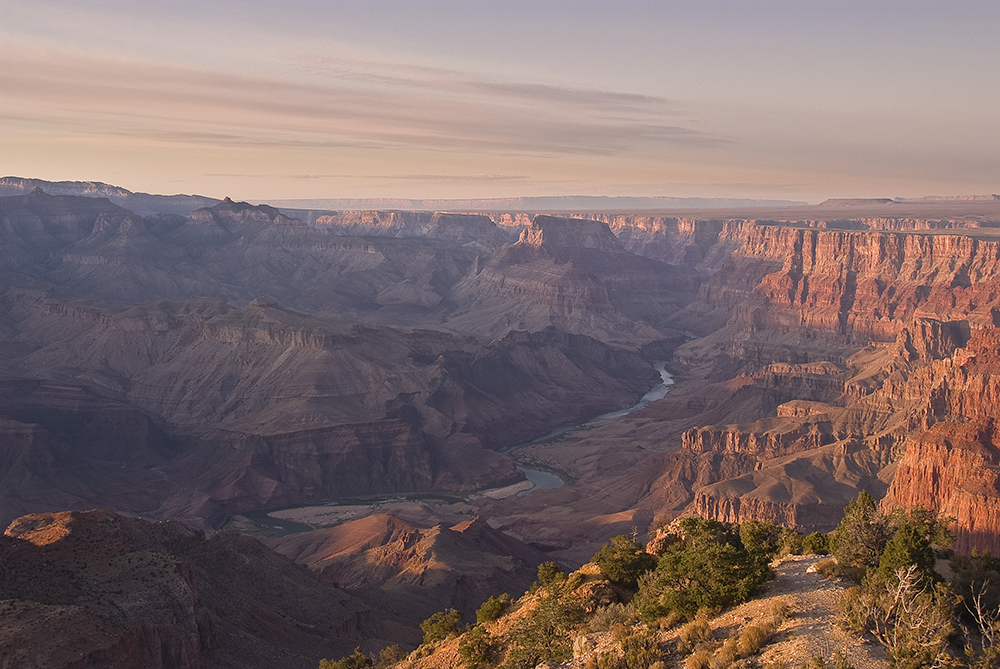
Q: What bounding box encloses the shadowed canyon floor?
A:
[5,181,1000,665]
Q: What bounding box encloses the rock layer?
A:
[0,510,368,669]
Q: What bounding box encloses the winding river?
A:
[514,362,674,495]
[234,363,675,534]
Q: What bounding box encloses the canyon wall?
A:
[646,220,1000,541]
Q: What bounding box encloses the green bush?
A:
[532,561,566,591]
[891,506,954,550]
[739,520,784,557]
[375,645,403,668]
[420,608,463,645]
[831,491,889,571]
[458,625,494,669]
[621,632,661,669]
[778,527,803,556]
[497,591,585,669]
[644,523,769,619]
[802,532,829,555]
[875,522,938,586]
[318,648,373,669]
[593,535,657,589]
[477,593,512,624]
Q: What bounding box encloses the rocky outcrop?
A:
[871,326,1000,551]
[564,214,726,265]
[518,215,626,253]
[0,188,133,253]
[882,421,1000,554]
[682,418,840,460]
[689,443,892,532]
[172,198,305,246]
[267,514,550,640]
[693,222,1000,343]
[0,510,368,669]
[314,211,515,248]
[448,215,700,341]
[0,177,219,215]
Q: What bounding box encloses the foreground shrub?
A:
[319,648,372,669]
[677,614,714,654]
[684,650,712,669]
[593,535,657,590]
[815,558,864,583]
[532,561,567,591]
[950,549,1000,642]
[802,532,829,555]
[375,645,403,668]
[831,491,890,571]
[739,520,783,557]
[588,602,634,632]
[620,632,661,669]
[640,519,769,620]
[710,638,738,669]
[740,520,803,559]
[736,621,775,656]
[875,522,939,587]
[477,593,512,624]
[458,625,494,669]
[765,598,792,622]
[420,608,463,645]
[497,591,585,669]
[838,565,954,668]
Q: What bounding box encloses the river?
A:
[514,362,674,495]
[232,362,674,533]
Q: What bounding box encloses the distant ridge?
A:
[897,194,1000,203]
[258,194,809,211]
[819,198,896,206]
[0,177,219,216]
[821,195,1000,206]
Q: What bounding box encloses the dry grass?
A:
[710,638,738,669]
[765,598,792,621]
[736,621,776,655]
[588,602,634,633]
[684,649,713,669]
[678,617,714,653]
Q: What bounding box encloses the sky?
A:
[2,1,998,203]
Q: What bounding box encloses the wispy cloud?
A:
[0,42,716,158]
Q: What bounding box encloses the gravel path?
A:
[710,554,888,669]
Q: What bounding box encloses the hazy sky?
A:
[2,1,998,202]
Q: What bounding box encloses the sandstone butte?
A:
[5,182,1000,665]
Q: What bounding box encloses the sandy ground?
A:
[265,477,538,529]
[269,503,378,526]
[468,479,536,500]
[715,554,888,669]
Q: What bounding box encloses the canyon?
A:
[4,179,1000,666]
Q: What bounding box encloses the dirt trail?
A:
[710,554,888,668]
